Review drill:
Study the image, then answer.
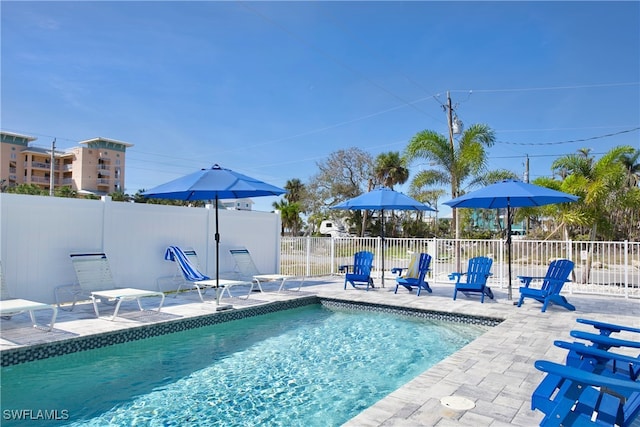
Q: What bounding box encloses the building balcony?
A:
[30,176,51,184]
[29,161,51,170]
[97,178,110,186]
[26,161,60,171]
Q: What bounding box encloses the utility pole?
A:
[446,91,462,271]
[49,138,56,196]
[446,91,459,240]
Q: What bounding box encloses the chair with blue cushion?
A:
[341,251,374,290]
[517,258,575,312]
[449,256,494,303]
[391,252,432,296]
[164,246,253,304]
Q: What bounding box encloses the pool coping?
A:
[1,295,504,367]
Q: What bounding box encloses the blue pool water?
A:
[1,304,488,426]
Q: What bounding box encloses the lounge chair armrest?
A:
[448,272,465,282]
[391,267,405,276]
[570,330,640,350]
[517,275,545,287]
[338,264,351,273]
[555,340,640,365]
[534,360,640,394]
[577,318,640,335]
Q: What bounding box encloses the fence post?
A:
[376,236,382,286]
[498,238,504,289]
[429,238,437,280]
[567,239,574,294]
[305,236,311,277]
[624,240,629,299]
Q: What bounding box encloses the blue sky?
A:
[2,1,639,215]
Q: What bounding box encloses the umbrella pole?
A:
[381,209,385,287]
[507,202,512,300]
[215,195,220,288]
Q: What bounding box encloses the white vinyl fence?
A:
[0,193,282,303]
[280,237,640,299]
[2,191,636,303]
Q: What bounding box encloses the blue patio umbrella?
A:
[331,187,436,286]
[443,179,579,300]
[142,164,286,287]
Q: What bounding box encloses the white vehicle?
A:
[319,220,351,238]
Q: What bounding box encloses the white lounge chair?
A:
[69,253,165,321]
[0,261,57,331]
[163,246,253,304]
[229,248,300,293]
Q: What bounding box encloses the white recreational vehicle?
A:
[319,220,351,238]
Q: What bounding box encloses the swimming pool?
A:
[1,303,490,426]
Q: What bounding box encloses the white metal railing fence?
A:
[280,237,640,299]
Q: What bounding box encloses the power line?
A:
[449,81,639,94]
[495,127,639,146]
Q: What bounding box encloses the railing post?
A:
[567,239,573,294]
[377,236,383,286]
[305,236,311,277]
[624,240,629,299]
[430,238,437,281]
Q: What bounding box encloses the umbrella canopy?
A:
[442,179,579,209]
[443,179,578,299]
[331,187,435,286]
[142,164,286,287]
[332,187,439,211]
[141,164,286,201]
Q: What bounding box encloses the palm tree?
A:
[404,123,496,237]
[620,149,640,188]
[284,178,305,204]
[619,149,640,240]
[374,151,410,236]
[272,199,302,236]
[552,145,637,282]
[552,146,634,239]
[374,151,409,190]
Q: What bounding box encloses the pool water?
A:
[1,304,489,426]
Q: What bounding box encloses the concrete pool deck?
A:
[1,276,639,426]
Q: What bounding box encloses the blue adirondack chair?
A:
[575,318,640,337]
[517,259,575,312]
[532,317,640,426]
[391,252,432,296]
[341,251,374,290]
[450,256,494,303]
[533,359,640,426]
[555,340,640,381]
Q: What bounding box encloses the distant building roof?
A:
[79,137,133,151]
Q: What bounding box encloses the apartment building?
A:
[0,131,132,195]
